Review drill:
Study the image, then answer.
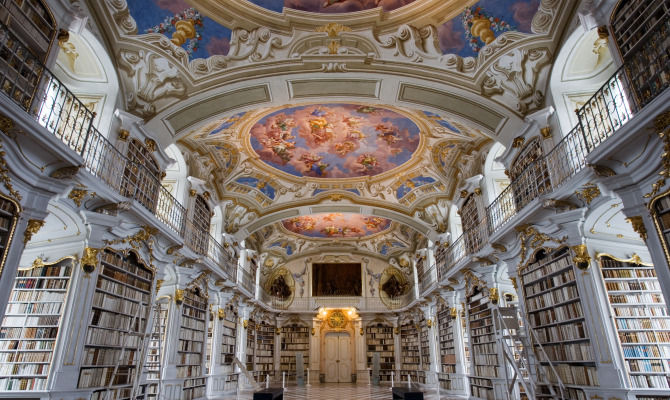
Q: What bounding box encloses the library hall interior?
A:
[0,0,670,399]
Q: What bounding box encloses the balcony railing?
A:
[437,22,669,280]
[264,292,416,312]
[0,21,237,281]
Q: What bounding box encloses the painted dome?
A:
[249,103,421,179]
[282,213,392,238]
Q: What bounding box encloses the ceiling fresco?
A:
[249,104,421,178]
[246,0,417,13]
[125,0,540,60]
[282,213,392,238]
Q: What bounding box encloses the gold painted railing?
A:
[437,16,668,280]
[0,22,237,282]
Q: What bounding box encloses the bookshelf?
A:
[598,254,670,390]
[0,196,18,278]
[437,306,456,390]
[78,249,153,400]
[0,258,73,391]
[365,323,395,382]
[652,194,670,268]
[255,322,275,378]
[246,319,255,371]
[178,287,207,400]
[221,305,237,366]
[467,287,498,400]
[280,323,309,379]
[206,309,213,375]
[144,301,168,399]
[420,320,430,371]
[400,320,425,384]
[520,247,598,400]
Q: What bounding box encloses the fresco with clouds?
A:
[250,103,420,178]
[126,0,232,59]
[438,0,539,58]
[283,213,391,238]
[126,0,539,60]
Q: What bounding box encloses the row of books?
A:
[96,278,149,303]
[524,268,575,297]
[3,315,60,327]
[176,365,201,378]
[90,309,145,331]
[1,326,58,339]
[613,305,668,317]
[0,350,51,363]
[0,377,47,391]
[630,373,670,388]
[525,284,579,312]
[605,280,661,291]
[0,362,49,376]
[522,255,571,284]
[616,317,670,330]
[82,347,137,366]
[622,344,670,358]
[92,292,140,317]
[101,252,152,280]
[533,321,588,342]
[528,301,584,326]
[627,358,667,373]
[602,268,657,279]
[367,327,393,334]
[17,265,72,278]
[540,342,594,362]
[473,354,498,365]
[78,365,135,388]
[13,278,68,290]
[0,339,55,350]
[179,327,205,341]
[10,289,66,302]
[6,301,64,315]
[181,305,206,320]
[85,326,141,347]
[619,330,670,343]
[178,352,203,365]
[178,339,203,353]
[544,364,598,386]
[473,365,499,378]
[609,293,665,304]
[100,266,151,292]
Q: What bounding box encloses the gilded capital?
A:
[23,219,45,244]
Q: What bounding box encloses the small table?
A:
[253,387,284,400]
[392,387,424,400]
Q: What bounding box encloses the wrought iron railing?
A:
[418,263,437,296]
[0,22,238,281]
[437,28,669,281]
[265,292,416,311]
[238,266,255,297]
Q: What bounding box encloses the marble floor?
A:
[219,383,468,399]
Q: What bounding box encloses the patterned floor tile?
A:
[216,383,467,399]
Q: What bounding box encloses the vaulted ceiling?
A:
[83,0,575,261]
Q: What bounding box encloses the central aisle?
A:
[223,383,467,399]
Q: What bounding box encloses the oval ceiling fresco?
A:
[247,0,417,13]
[282,213,392,238]
[249,103,421,178]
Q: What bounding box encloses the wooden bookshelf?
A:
[221,305,237,366]
[0,258,73,391]
[520,247,598,400]
[280,323,309,378]
[467,287,498,400]
[255,322,275,378]
[365,323,395,382]
[178,287,207,400]
[400,320,425,384]
[246,319,255,371]
[598,255,670,390]
[420,320,430,371]
[437,306,456,390]
[613,0,670,105]
[206,309,214,375]
[78,250,153,400]
[144,301,168,399]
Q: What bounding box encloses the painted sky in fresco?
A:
[283,213,392,238]
[249,104,420,178]
[247,0,416,13]
[126,0,232,59]
[438,0,539,57]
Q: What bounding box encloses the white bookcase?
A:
[178,287,207,400]
[0,258,74,391]
[365,323,394,383]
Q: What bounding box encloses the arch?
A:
[163,144,189,206]
[53,28,120,138]
[482,142,509,204]
[549,26,617,133]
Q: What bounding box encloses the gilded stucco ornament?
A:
[81,247,100,273]
[644,110,670,199]
[218,308,225,320]
[118,129,130,141]
[315,23,352,38]
[0,140,22,201]
[450,307,457,318]
[588,164,616,178]
[489,288,499,304]
[625,216,648,241]
[511,136,525,148]
[68,188,94,207]
[175,289,185,305]
[23,219,45,244]
[571,244,591,270]
[50,166,81,179]
[156,279,164,293]
[166,245,183,255]
[515,224,567,263]
[575,183,601,205]
[540,126,552,139]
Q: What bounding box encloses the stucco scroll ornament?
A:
[226,27,288,63]
[378,24,442,63]
[222,200,258,234]
[532,0,559,34]
[481,48,550,114]
[118,50,186,118]
[105,0,137,35]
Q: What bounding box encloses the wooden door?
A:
[324,332,351,383]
